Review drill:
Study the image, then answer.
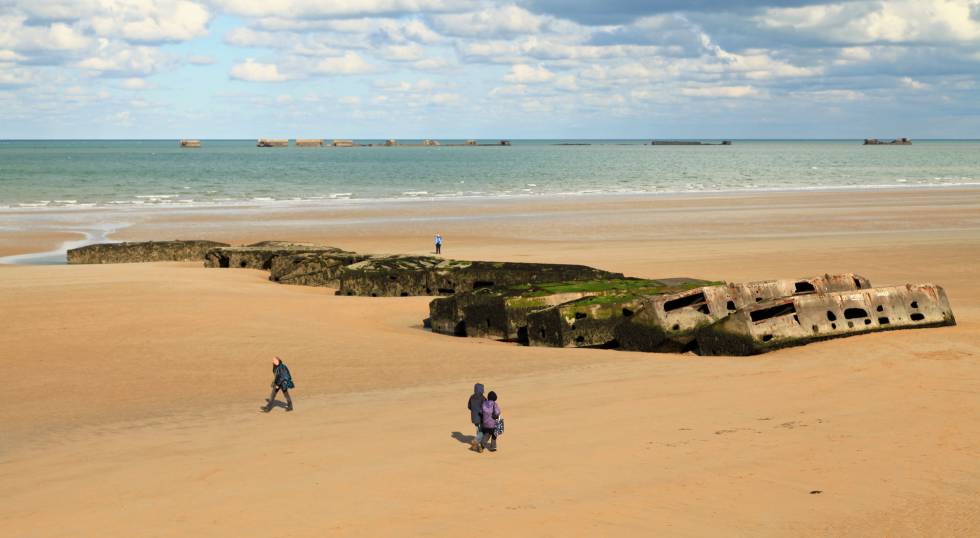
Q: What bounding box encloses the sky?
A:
[1,0,980,139]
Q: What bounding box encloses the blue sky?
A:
[1,0,979,139]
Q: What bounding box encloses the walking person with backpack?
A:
[261,356,294,412]
[434,233,442,255]
[478,391,502,452]
[467,383,486,450]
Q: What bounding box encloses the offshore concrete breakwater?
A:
[215,139,515,148]
[67,240,956,356]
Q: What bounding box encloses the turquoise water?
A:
[1,139,979,208]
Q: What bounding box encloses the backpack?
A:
[481,400,499,429]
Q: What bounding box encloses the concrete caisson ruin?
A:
[203,242,344,271]
[696,283,955,356]
[614,273,871,352]
[67,240,230,264]
[863,138,912,145]
[337,257,622,297]
[523,278,721,348]
[269,250,370,287]
[257,139,289,147]
[430,278,704,341]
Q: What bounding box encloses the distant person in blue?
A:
[261,356,294,412]
[434,233,443,255]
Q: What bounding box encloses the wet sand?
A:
[1,188,979,536]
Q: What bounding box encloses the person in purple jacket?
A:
[478,391,501,452]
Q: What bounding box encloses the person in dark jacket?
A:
[467,383,485,450]
[261,356,294,412]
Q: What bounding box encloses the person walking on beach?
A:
[434,233,442,255]
[261,356,294,412]
[478,391,502,453]
[467,383,486,450]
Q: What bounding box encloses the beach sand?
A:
[1,189,979,536]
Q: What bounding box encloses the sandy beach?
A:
[1,188,979,536]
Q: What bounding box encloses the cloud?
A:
[230,58,289,81]
[77,42,174,77]
[679,85,759,97]
[0,64,37,87]
[900,76,929,90]
[87,1,211,43]
[120,77,156,90]
[217,0,474,18]
[312,51,376,75]
[504,64,555,83]
[757,0,980,45]
[0,17,92,53]
[524,0,845,25]
[432,5,547,37]
[10,1,211,44]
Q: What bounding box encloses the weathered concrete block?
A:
[616,273,871,352]
[519,278,723,348]
[204,241,343,271]
[337,256,623,297]
[696,283,955,356]
[67,240,229,264]
[269,250,370,287]
[430,278,688,341]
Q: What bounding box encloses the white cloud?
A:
[759,0,980,45]
[900,76,930,90]
[504,64,554,84]
[679,85,759,98]
[87,1,211,43]
[0,65,36,87]
[313,51,376,75]
[230,58,289,81]
[120,77,156,90]
[218,0,473,18]
[381,43,425,62]
[77,42,173,77]
[432,5,546,37]
[0,17,92,52]
[791,89,866,101]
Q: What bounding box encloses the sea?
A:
[1,139,979,209]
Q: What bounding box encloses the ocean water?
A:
[1,139,979,209]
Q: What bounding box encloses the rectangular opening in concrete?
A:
[750,302,796,322]
[664,292,708,313]
[844,307,869,319]
[794,281,816,294]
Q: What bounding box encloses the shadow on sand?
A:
[451,431,476,445]
[261,399,291,412]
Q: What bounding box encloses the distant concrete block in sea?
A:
[332,139,355,147]
[257,139,289,147]
[296,139,323,147]
[864,138,912,145]
[179,139,201,148]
